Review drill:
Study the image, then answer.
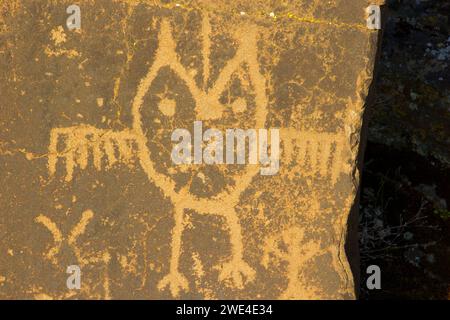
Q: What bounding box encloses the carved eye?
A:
[231,97,247,113]
[158,97,176,117]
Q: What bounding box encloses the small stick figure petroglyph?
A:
[262,226,327,299]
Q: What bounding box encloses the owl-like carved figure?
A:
[47,15,272,297]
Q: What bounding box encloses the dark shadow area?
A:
[360,142,450,299]
[360,0,450,299]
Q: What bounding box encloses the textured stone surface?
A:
[0,0,381,299]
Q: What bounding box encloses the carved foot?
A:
[217,259,255,289]
[158,272,189,297]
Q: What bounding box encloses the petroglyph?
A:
[281,129,346,183]
[35,209,112,298]
[1,0,382,299]
[262,227,328,299]
[46,16,270,297]
[35,209,105,266]
[48,125,140,182]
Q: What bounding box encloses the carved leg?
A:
[158,205,189,297]
[216,206,255,289]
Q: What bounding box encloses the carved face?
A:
[134,18,268,199]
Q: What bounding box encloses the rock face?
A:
[0,1,382,299]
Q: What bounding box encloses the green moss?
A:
[434,208,450,220]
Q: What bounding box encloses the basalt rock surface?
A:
[0,0,383,299]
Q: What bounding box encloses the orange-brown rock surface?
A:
[0,0,383,299]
